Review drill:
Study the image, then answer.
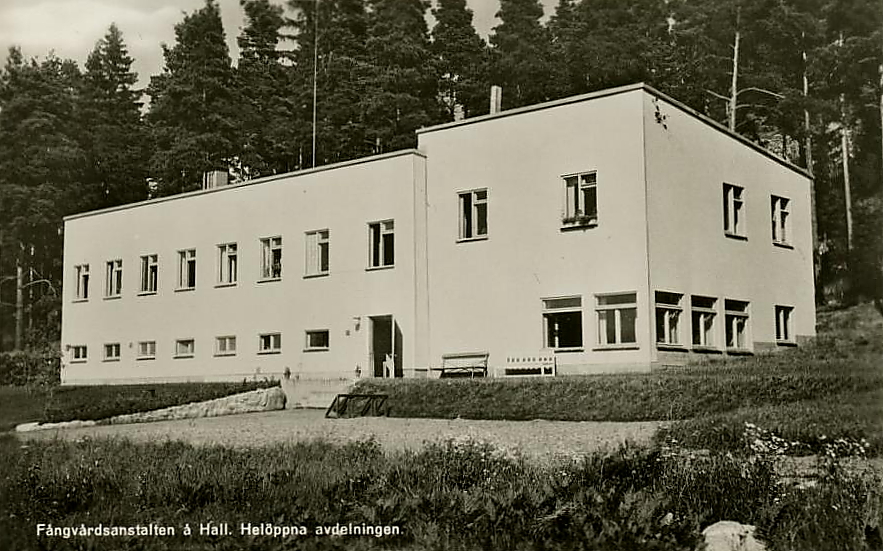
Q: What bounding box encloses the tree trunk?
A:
[729,8,740,132]
[15,249,23,351]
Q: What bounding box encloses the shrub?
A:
[0,351,60,388]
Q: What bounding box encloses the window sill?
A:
[215,282,237,289]
[258,350,281,355]
[304,272,330,279]
[175,287,196,293]
[69,359,87,364]
[136,356,156,361]
[724,232,748,241]
[214,352,237,357]
[551,347,583,353]
[173,354,194,359]
[103,295,122,301]
[656,344,688,352]
[102,358,120,363]
[560,221,598,232]
[72,298,89,303]
[257,277,282,284]
[726,348,754,356]
[456,235,489,244]
[772,241,793,250]
[692,346,722,354]
[303,347,329,353]
[593,345,640,351]
[776,340,797,347]
[137,291,157,297]
[366,265,394,272]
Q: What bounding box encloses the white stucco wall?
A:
[61,151,427,384]
[418,87,653,374]
[642,93,816,362]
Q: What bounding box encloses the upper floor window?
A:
[542,296,583,351]
[723,183,745,238]
[74,264,90,300]
[177,249,196,290]
[260,236,282,280]
[562,172,597,227]
[775,305,794,344]
[305,230,330,276]
[105,259,122,298]
[771,196,790,246]
[655,291,683,347]
[259,332,282,354]
[218,243,238,285]
[724,299,750,350]
[596,293,637,347]
[691,295,717,348]
[140,254,158,294]
[459,189,488,240]
[368,220,394,268]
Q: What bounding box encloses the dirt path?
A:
[19,409,663,461]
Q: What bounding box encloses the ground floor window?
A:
[175,339,195,358]
[775,305,793,343]
[691,296,717,348]
[542,296,583,350]
[305,330,329,351]
[71,345,87,362]
[137,341,156,360]
[103,343,121,361]
[259,332,282,354]
[655,291,682,346]
[215,336,236,356]
[597,293,637,347]
[724,299,750,350]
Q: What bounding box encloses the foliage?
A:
[431,0,489,119]
[489,0,554,109]
[0,351,60,388]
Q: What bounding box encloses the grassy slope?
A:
[357,303,883,455]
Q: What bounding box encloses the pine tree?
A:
[431,0,489,119]
[147,0,238,195]
[489,0,553,109]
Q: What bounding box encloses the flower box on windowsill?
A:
[561,215,597,229]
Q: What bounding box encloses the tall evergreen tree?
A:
[431,0,489,120]
[147,0,238,196]
[80,24,150,208]
[489,0,553,109]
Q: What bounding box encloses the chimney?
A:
[202,170,228,190]
[490,85,502,114]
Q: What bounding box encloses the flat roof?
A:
[418,82,811,179]
[64,148,425,222]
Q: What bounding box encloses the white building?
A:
[61,83,815,384]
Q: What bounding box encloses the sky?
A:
[0,0,556,89]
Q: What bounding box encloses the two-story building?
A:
[60,83,815,384]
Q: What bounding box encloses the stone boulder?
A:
[108,387,286,424]
[699,521,766,551]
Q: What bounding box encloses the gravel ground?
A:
[19,409,664,461]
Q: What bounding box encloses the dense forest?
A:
[0,0,880,351]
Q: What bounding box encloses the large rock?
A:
[700,521,766,551]
[107,387,286,424]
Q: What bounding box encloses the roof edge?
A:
[64,148,426,222]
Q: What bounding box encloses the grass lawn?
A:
[358,303,883,456]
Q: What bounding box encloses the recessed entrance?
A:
[369,315,402,378]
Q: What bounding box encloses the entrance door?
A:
[369,315,403,378]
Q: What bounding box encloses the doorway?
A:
[369,315,403,378]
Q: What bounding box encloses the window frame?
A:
[304,329,330,352]
[655,291,684,349]
[177,249,197,291]
[723,183,746,239]
[217,243,238,286]
[70,345,88,363]
[258,332,282,355]
[105,259,123,298]
[690,295,718,350]
[214,335,237,357]
[542,296,584,352]
[259,236,283,281]
[775,305,795,345]
[174,338,195,359]
[771,195,791,247]
[595,292,639,349]
[139,254,158,295]
[724,299,751,352]
[74,264,90,301]
[457,188,489,241]
[103,342,121,362]
[367,220,395,269]
[137,340,156,360]
[562,171,598,228]
[305,229,330,277]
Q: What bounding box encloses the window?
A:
[103,343,121,362]
[655,291,683,346]
[542,296,583,350]
[724,299,750,350]
[178,249,196,289]
[596,293,638,347]
[137,341,156,360]
[105,259,123,297]
[71,345,87,362]
[459,189,488,240]
[771,196,790,245]
[563,172,598,226]
[775,305,793,343]
[723,183,745,237]
[260,236,283,280]
[305,330,330,351]
[215,336,237,356]
[217,243,238,285]
[691,295,717,348]
[259,332,282,354]
[175,339,195,358]
[74,264,90,300]
[305,230,330,276]
[368,220,394,268]
[140,254,158,293]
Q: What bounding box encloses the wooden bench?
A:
[494,353,556,377]
[431,352,489,378]
[325,393,389,418]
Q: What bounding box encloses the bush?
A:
[0,351,59,387]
